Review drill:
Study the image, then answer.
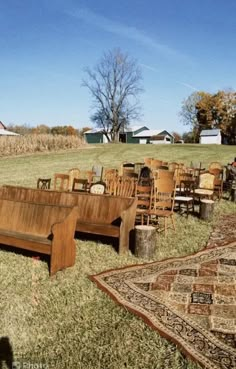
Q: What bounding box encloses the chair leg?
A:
[171,214,176,232]
[164,218,167,237]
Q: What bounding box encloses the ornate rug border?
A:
[90,241,236,369]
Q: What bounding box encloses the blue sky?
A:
[1,0,236,133]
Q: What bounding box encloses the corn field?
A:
[0,134,85,156]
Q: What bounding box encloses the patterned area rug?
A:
[91,241,236,369]
[206,214,236,249]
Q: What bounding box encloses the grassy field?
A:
[0,143,236,369]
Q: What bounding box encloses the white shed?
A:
[200,129,221,144]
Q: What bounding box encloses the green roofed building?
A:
[84,125,149,144]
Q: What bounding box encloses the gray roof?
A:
[134,129,173,138]
[200,129,221,137]
[84,125,148,134]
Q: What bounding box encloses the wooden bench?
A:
[0,198,78,276]
[0,186,137,255]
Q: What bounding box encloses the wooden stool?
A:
[200,199,214,221]
[135,225,156,259]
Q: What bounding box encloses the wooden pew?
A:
[0,198,78,275]
[0,186,137,255]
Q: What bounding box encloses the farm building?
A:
[133,129,174,144]
[199,129,221,144]
[0,121,20,136]
[84,125,149,144]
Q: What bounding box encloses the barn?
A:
[133,129,174,144]
[0,121,20,136]
[84,125,149,144]
[199,129,222,144]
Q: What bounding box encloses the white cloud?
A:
[66,7,190,61]
[177,82,198,91]
[140,63,160,73]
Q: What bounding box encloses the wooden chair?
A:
[72,178,88,192]
[147,177,176,237]
[153,169,175,180]
[89,181,106,195]
[174,179,195,217]
[103,169,119,195]
[68,168,80,191]
[92,165,104,182]
[103,168,118,181]
[53,173,70,191]
[194,173,215,201]
[135,184,152,225]
[150,159,163,170]
[209,168,224,199]
[113,177,137,197]
[85,170,96,189]
[168,162,180,172]
[208,162,223,171]
[37,178,51,190]
[144,158,153,167]
[120,162,135,175]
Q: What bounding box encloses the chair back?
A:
[198,173,215,190]
[68,168,80,191]
[144,157,153,167]
[208,162,223,171]
[54,173,70,191]
[135,184,152,210]
[92,165,104,182]
[151,178,176,211]
[150,159,163,170]
[154,169,174,180]
[37,178,51,190]
[89,181,106,194]
[120,162,135,177]
[72,178,88,192]
[113,177,136,197]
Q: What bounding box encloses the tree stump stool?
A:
[200,199,214,221]
[230,180,236,202]
[135,225,156,259]
[230,188,236,203]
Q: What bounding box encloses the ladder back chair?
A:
[147,177,176,237]
[135,184,152,225]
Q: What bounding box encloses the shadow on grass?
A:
[0,337,13,369]
[75,230,136,255]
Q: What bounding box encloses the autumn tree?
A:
[171,131,182,142]
[51,125,78,136]
[82,48,143,142]
[196,90,236,144]
[179,91,202,142]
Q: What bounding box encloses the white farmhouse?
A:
[200,129,221,144]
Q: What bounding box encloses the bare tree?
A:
[82,48,143,142]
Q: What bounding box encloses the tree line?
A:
[7,124,91,137]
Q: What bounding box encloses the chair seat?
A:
[149,209,173,217]
[175,196,193,202]
[195,189,213,196]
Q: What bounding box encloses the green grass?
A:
[0,143,236,369]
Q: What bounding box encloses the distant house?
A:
[84,125,149,144]
[133,129,174,144]
[0,121,20,136]
[200,129,221,144]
